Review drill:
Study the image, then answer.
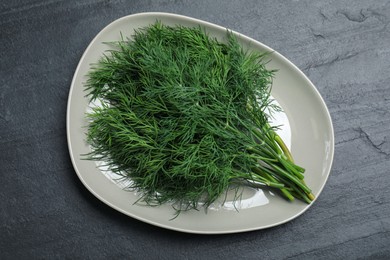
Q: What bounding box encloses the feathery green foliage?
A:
[84,22,314,213]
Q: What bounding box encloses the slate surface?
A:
[1,0,389,259]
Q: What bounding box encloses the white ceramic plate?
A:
[67,12,334,234]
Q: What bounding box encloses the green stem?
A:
[274,134,294,163]
[268,164,312,194]
[252,167,294,201]
[278,157,305,179]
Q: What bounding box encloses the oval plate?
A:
[67,12,334,234]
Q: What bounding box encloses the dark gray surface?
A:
[1,0,390,259]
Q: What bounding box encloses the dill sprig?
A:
[84,22,314,213]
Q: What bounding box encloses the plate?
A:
[67,12,334,234]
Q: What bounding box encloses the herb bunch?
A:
[85,22,314,212]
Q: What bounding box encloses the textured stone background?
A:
[1,0,389,259]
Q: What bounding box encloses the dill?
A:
[84,22,314,213]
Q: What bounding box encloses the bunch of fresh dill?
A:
[85,22,314,212]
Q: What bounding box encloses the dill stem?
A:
[251,174,285,189]
[273,131,314,200]
[278,158,305,180]
[281,188,295,201]
[261,166,313,201]
[269,164,311,194]
[252,167,294,201]
[275,134,294,163]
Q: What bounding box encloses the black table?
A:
[1,1,389,259]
